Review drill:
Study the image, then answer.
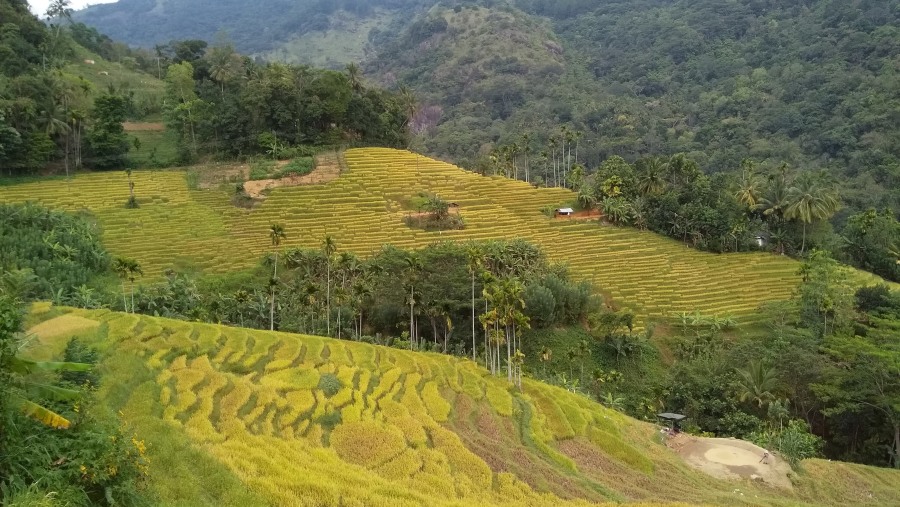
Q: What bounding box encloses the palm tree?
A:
[636,157,667,196]
[466,246,483,361]
[322,235,337,336]
[335,251,358,339]
[785,174,840,254]
[755,164,792,222]
[233,289,250,327]
[404,253,424,349]
[125,169,137,208]
[577,339,590,383]
[268,224,286,331]
[346,62,364,93]
[735,360,780,410]
[539,346,552,376]
[521,132,532,183]
[113,257,141,313]
[573,130,583,166]
[548,136,559,187]
[734,160,761,209]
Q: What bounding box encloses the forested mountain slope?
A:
[74,0,428,55]
[76,0,900,212]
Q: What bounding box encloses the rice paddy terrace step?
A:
[4,148,863,327]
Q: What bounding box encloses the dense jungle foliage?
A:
[1,0,409,173]
[0,203,109,300]
[0,291,151,505]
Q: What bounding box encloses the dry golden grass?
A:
[30,307,900,507]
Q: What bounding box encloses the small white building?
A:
[556,207,575,217]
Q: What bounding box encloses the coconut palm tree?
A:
[404,253,424,349]
[322,235,337,336]
[233,289,250,327]
[735,360,780,410]
[268,224,286,330]
[636,156,667,196]
[734,160,761,209]
[521,132,532,183]
[539,346,553,376]
[335,251,358,339]
[346,62,364,93]
[755,164,792,222]
[113,257,141,313]
[785,174,840,254]
[466,246,483,361]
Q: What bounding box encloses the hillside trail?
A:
[668,434,793,490]
[242,152,343,199]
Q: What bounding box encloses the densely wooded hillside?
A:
[76,0,900,212]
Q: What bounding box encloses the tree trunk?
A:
[326,262,331,337]
[431,317,439,347]
[471,272,476,361]
[892,422,899,469]
[409,286,415,350]
[506,326,512,382]
[121,282,128,313]
[130,282,135,314]
[270,251,278,331]
[801,221,807,254]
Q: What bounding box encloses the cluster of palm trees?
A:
[266,226,377,339]
[113,256,142,313]
[479,276,530,388]
[487,125,584,187]
[734,163,840,254]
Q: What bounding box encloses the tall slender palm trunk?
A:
[471,272,476,361]
[270,252,278,331]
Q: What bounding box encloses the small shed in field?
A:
[555,207,575,217]
[657,412,687,433]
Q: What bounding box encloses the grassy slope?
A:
[23,304,900,506]
[1,148,893,326]
[64,45,165,107]
[258,9,397,68]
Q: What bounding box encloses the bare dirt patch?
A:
[554,209,602,220]
[670,434,793,490]
[123,122,165,132]
[242,152,343,199]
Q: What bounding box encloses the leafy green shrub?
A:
[60,338,100,388]
[275,157,314,178]
[750,420,823,467]
[249,160,276,180]
[317,372,343,398]
[0,203,109,301]
[185,170,200,190]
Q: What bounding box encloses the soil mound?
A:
[242,152,342,199]
[669,434,793,490]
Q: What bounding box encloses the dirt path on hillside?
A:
[669,434,793,490]
[123,122,165,131]
[242,152,343,199]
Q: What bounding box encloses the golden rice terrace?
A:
[2,147,869,326]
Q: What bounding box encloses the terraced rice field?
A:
[27,307,900,507]
[3,147,880,325]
